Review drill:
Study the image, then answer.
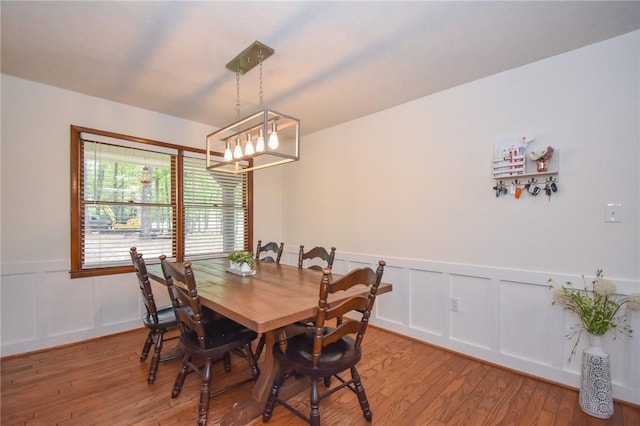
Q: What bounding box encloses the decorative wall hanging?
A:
[491,136,560,199]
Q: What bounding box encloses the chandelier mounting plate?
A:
[225,41,275,75]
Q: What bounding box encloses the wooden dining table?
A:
[147,257,392,425]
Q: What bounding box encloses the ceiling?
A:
[2,1,639,135]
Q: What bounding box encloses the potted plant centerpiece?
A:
[228,250,254,274]
[548,270,640,418]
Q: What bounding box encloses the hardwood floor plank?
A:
[435,362,491,423]
[556,389,578,425]
[2,327,638,426]
[499,377,543,425]
[622,404,640,424]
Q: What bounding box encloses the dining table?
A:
[147,257,392,425]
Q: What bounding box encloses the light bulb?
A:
[268,122,279,150]
[256,128,265,152]
[223,141,233,161]
[233,138,243,159]
[244,133,254,156]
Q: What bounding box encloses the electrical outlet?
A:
[605,203,622,223]
[450,297,460,312]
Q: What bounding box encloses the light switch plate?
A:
[605,203,622,223]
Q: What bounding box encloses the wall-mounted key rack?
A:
[491,137,560,199]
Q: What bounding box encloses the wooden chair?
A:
[299,244,340,327]
[255,240,284,263]
[263,261,386,426]
[298,245,336,271]
[255,244,336,360]
[160,255,260,426]
[252,240,284,360]
[129,247,178,384]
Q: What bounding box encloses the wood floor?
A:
[2,326,638,426]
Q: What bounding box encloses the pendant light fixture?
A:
[206,41,300,174]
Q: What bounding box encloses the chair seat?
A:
[142,305,177,329]
[179,317,258,357]
[274,331,361,378]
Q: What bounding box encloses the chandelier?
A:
[206,41,300,174]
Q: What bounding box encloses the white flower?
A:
[627,293,640,311]
[552,288,567,305]
[594,279,616,297]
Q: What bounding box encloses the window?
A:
[70,126,252,278]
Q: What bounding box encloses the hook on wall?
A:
[492,180,508,197]
[492,177,560,200]
[511,179,523,198]
[525,178,540,196]
[544,176,559,200]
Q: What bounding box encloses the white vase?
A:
[240,262,252,273]
[579,333,613,419]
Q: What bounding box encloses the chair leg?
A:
[140,329,154,361]
[172,354,190,398]
[147,329,165,384]
[263,367,285,422]
[245,343,260,379]
[223,352,232,372]
[198,360,213,426]
[351,366,372,422]
[309,379,321,426]
[323,376,332,388]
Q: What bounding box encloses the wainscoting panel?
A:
[0,262,141,357]
[373,264,405,326]
[409,269,445,336]
[347,253,640,405]
[1,272,38,345]
[2,253,638,404]
[500,279,552,365]
[97,273,141,327]
[43,270,94,337]
[449,273,492,350]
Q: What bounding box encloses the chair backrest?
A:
[310,260,385,367]
[159,255,208,349]
[298,245,336,271]
[130,247,160,325]
[256,240,284,263]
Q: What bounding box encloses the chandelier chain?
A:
[258,49,264,109]
[235,66,241,117]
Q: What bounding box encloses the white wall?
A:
[273,31,640,404]
[281,31,639,279]
[253,165,285,247]
[0,76,218,353]
[1,31,638,404]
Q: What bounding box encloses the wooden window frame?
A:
[70,125,253,278]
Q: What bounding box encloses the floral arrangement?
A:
[548,269,640,360]
[228,250,254,265]
[528,145,554,162]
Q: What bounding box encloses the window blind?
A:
[73,129,250,275]
[81,140,174,268]
[183,156,248,259]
